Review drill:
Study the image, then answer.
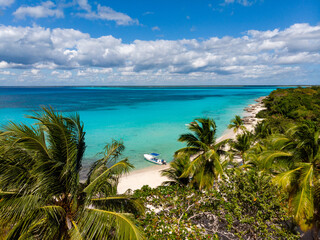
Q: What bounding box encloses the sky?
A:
[0,0,319,85]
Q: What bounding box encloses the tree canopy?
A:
[0,107,143,240]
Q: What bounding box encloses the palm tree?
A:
[175,118,229,190]
[259,122,320,238]
[231,131,254,165]
[161,155,191,186]
[0,107,143,240]
[228,115,246,134]
[254,121,272,140]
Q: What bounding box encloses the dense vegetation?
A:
[256,86,320,128]
[1,86,320,239]
[134,171,298,239]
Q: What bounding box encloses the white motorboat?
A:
[144,153,166,165]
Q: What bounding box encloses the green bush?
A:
[133,170,300,239]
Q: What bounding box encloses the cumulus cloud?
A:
[77,68,113,76]
[0,23,319,84]
[0,0,14,8]
[0,70,15,75]
[30,69,40,75]
[13,1,64,19]
[51,70,72,79]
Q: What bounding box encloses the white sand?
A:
[117,164,170,194]
[117,97,266,194]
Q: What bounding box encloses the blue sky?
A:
[0,0,319,85]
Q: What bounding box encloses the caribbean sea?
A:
[0,86,280,169]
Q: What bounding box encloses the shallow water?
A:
[0,86,279,169]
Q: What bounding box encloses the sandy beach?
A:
[117,96,266,194]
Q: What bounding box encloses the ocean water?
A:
[0,86,279,169]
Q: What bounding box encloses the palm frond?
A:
[91,196,145,215]
[174,146,199,157]
[260,151,292,170]
[83,159,133,196]
[87,140,125,183]
[79,208,144,240]
[272,167,302,192]
[69,220,84,240]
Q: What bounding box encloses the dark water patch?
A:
[0,87,235,112]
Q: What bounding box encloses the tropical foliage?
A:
[228,115,246,133]
[250,121,320,238]
[134,170,299,239]
[250,87,320,238]
[230,130,254,164]
[161,155,190,186]
[0,107,143,240]
[174,118,229,190]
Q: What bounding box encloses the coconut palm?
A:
[175,118,229,190]
[230,130,254,165]
[228,115,246,134]
[161,155,191,186]
[254,121,272,140]
[0,107,143,240]
[260,122,320,238]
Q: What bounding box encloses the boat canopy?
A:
[150,153,160,156]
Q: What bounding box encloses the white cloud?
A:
[0,23,319,84]
[143,11,154,15]
[223,0,257,6]
[77,0,91,12]
[77,68,112,76]
[0,61,11,68]
[31,69,40,75]
[80,4,138,25]
[152,26,160,31]
[0,70,15,75]
[0,61,23,68]
[13,1,64,19]
[51,70,72,79]
[21,69,42,78]
[0,0,14,8]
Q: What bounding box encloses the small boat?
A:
[144,153,167,165]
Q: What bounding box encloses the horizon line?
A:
[0,84,316,88]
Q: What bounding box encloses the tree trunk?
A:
[313,220,319,240]
[241,152,245,165]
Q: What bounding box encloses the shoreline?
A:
[117,96,266,194]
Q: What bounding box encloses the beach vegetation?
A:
[249,86,320,238]
[134,170,299,239]
[161,154,191,186]
[174,118,229,190]
[228,115,246,133]
[230,130,254,165]
[250,122,320,238]
[0,107,143,240]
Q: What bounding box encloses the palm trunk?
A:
[313,220,319,240]
[241,152,245,165]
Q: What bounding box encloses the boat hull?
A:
[144,154,166,165]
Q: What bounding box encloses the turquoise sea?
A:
[0,86,279,169]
